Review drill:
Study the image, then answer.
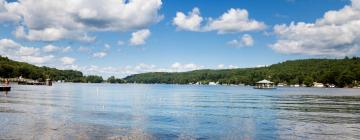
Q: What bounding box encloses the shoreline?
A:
[16,82,360,89]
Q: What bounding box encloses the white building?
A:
[313,82,324,88]
[209,82,218,85]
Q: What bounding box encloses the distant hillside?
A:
[0,56,103,83]
[124,57,360,87]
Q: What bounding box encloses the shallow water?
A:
[0,83,360,140]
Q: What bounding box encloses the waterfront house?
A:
[209,82,218,85]
[313,82,324,88]
[291,84,300,87]
[277,83,286,87]
[327,84,336,88]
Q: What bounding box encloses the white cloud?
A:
[21,27,69,42]
[65,63,159,78]
[20,55,54,64]
[1,0,162,41]
[228,34,254,47]
[92,51,107,58]
[171,62,182,69]
[172,7,266,33]
[134,63,156,71]
[228,65,239,69]
[270,0,360,56]
[60,57,75,65]
[42,44,72,53]
[205,8,266,33]
[217,64,225,69]
[170,62,203,72]
[173,7,203,31]
[0,0,21,23]
[42,44,59,53]
[242,34,254,46]
[130,29,151,46]
[217,64,240,69]
[13,26,96,42]
[18,46,39,56]
[13,26,26,38]
[255,64,268,68]
[0,38,54,64]
[68,62,206,78]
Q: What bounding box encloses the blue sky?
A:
[0,0,359,78]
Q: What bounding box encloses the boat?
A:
[0,86,11,91]
[254,79,276,89]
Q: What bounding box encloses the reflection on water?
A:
[0,84,360,139]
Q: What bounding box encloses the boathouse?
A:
[254,79,276,89]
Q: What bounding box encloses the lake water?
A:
[0,83,360,140]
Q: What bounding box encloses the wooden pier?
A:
[1,78,52,86]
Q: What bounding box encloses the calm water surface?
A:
[0,83,360,140]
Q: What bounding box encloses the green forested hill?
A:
[3,55,360,86]
[124,57,360,87]
[0,56,103,83]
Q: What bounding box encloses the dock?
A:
[1,78,52,86]
[0,86,11,91]
[254,79,276,89]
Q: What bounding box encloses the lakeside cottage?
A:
[313,82,324,88]
[254,79,276,89]
[208,82,219,85]
[277,83,286,87]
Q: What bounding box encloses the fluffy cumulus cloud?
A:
[0,0,21,22]
[270,0,360,56]
[0,0,162,41]
[171,62,204,72]
[217,64,225,69]
[64,64,155,78]
[130,29,151,46]
[228,34,254,47]
[13,26,96,42]
[173,7,266,33]
[0,38,54,64]
[173,7,203,31]
[60,57,76,65]
[92,51,107,58]
[42,44,58,53]
[205,8,266,33]
[0,39,77,66]
[217,64,239,69]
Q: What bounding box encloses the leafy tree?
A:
[303,76,314,87]
[107,76,117,83]
[0,55,103,82]
[85,75,103,83]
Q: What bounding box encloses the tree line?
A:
[2,55,360,87]
[0,56,104,83]
[124,57,360,88]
